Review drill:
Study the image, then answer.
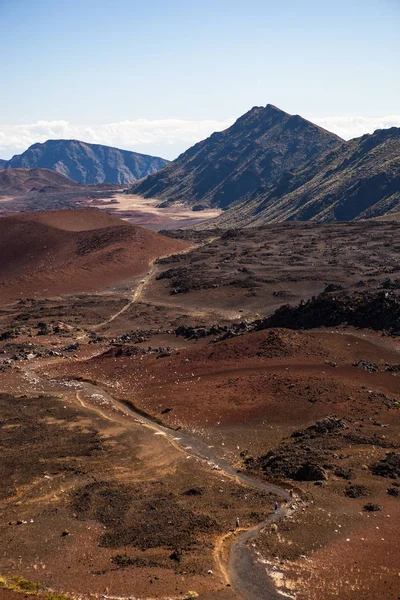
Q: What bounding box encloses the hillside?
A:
[128,104,342,209]
[0,167,78,195]
[1,139,169,184]
[0,209,188,302]
[211,127,400,227]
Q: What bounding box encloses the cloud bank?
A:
[0,118,234,161]
[0,115,399,161]
[310,115,400,140]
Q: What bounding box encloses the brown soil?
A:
[0,209,189,303]
[47,325,400,599]
[1,215,400,600]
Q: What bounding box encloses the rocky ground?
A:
[0,218,400,600]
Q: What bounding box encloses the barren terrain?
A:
[84,193,223,230]
[0,212,399,600]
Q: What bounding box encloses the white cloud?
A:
[309,115,400,140]
[0,118,234,160]
[0,115,399,160]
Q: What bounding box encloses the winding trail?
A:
[73,380,293,599]
[22,363,293,598]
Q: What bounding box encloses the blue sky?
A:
[0,0,399,158]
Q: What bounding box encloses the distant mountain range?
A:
[128,104,343,209]
[0,140,169,184]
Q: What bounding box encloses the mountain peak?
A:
[129,105,342,209]
[264,103,288,115]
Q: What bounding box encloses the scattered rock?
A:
[371,453,400,479]
[169,549,182,562]
[353,360,378,373]
[363,503,381,512]
[183,488,203,496]
[345,485,368,498]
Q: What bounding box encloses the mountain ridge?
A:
[128,104,343,209]
[0,139,169,185]
[210,126,400,227]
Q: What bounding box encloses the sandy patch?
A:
[85,193,222,230]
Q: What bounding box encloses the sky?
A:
[0,0,399,159]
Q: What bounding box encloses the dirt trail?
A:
[77,380,293,599]
[93,259,158,329]
[90,235,245,329]
[21,366,292,600]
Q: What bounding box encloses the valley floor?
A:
[1,221,400,600]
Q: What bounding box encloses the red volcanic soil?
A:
[0,209,189,303]
[49,326,400,599]
[52,326,400,443]
[0,168,78,195]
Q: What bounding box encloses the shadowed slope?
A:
[129,104,342,209]
[213,127,400,227]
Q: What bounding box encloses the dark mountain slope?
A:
[128,104,342,209]
[3,140,169,185]
[211,127,400,227]
[0,159,6,170]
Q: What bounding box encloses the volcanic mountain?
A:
[213,126,400,227]
[128,104,342,209]
[1,140,169,184]
[0,209,188,303]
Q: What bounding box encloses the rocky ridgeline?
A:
[175,290,400,341]
[264,290,400,334]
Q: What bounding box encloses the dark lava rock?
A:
[323,283,344,294]
[363,503,381,512]
[169,549,182,562]
[64,342,79,352]
[263,291,400,336]
[387,487,399,497]
[353,360,378,373]
[334,467,354,480]
[294,463,327,481]
[345,485,368,498]
[182,488,203,496]
[371,453,400,479]
[291,416,347,439]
